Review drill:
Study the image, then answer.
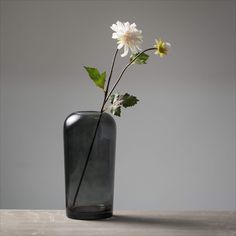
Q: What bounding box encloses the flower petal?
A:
[117,42,124,49]
[110,24,118,31]
[130,45,138,54]
[136,45,142,51]
[112,33,119,39]
[124,22,130,30]
[117,21,123,29]
[166,42,171,47]
[121,45,129,57]
[130,23,136,28]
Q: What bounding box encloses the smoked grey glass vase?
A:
[64,111,116,220]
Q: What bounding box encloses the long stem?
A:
[105,49,119,98]
[72,47,155,207]
[72,49,119,207]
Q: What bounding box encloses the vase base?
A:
[66,206,113,220]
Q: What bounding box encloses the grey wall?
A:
[0,0,235,210]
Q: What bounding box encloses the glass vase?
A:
[63,111,116,220]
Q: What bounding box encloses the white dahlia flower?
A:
[111,21,143,57]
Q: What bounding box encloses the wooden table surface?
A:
[0,210,235,236]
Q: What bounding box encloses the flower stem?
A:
[105,49,119,99]
[72,47,155,207]
[72,49,119,207]
[104,47,156,103]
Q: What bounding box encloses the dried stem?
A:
[72,47,156,207]
[72,49,118,206]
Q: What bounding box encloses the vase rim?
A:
[74,111,101,114]
[64,111,115,128]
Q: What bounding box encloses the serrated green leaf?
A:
[110,93,119,104]
[121,93,139,108]
[109,94,121,117]
[108,93,139,117]
[130,52,149,65]
[84,66,106,90]
[110,105,121,117]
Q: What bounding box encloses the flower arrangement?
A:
[84,21,171,117]
[72,21,170,207]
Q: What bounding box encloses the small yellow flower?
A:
[154,38,171,57]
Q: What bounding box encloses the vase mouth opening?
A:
[75,111,101,114]
[72,111,104,117]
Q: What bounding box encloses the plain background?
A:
[0,0,235,210]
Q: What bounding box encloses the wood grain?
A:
[0,210,235,236]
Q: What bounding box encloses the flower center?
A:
[158,42,168,55]
[122,32,136,45]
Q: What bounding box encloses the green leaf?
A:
[109,94,121,117]
[130,52,149,64]
[110,94,118,104]
[108,93,139,117]
[100,71,106,85]
[121,93,139,108]
[110,105,121,117]
[84,66,106,90]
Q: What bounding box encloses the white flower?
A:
[111,21,143,57]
